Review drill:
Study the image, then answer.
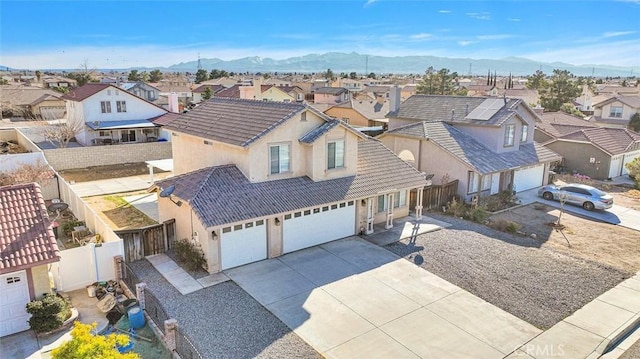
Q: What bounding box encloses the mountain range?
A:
[167,52,638,77]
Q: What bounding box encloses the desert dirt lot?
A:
[58,162,170,183]
[83,191,157,230]
[491,203,640,273]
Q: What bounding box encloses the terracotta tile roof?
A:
[384,121,561,175]
[0,87,62,106]
[61,83,111,101]
[156,138,427,227]
[215,84,242,98]
[0,183,60,274]
[276,85,303,94]
[165,97,319,147]
[151,112,181,126]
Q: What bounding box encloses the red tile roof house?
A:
[62,83,168,146]
[0,183,60,337]
[155,97,429,273]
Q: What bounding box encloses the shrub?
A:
[62,219,85,237]
[488,218,520,234]
[445,197,488,223]
[52,322,138,359]
[26,293,72,333]
[173,238,207,271]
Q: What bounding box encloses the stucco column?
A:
[366,198,374,234]
[136,283,147,310]
[147,164,154,183]
[385,193,394,229]
[163,319,178,351]
[415,188,423,220]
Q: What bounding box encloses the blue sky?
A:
[1,1,639,69]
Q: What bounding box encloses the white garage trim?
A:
[622,150,640,176]
[609,155,624,179]
[220,220,267,270]
[283,201,356,253]
[0,270,31,337]
[514,164,545,192]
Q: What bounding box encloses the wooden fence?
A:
[417,180,459,210]
[116,220,176,262]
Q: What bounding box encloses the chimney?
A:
[168,93,179,113]
[533,105,544,115]
[253,77,263,100]
[389,86,401,115]
[239,86,253,99]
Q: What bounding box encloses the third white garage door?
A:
[0,271,31,337]
[283,201,356,253]
[513,164,545,192]
[220,220,267,270]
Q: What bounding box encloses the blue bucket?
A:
[127,306,145,329]
[117,341,134,353]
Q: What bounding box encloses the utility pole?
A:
[197,53,202,70]
[365,55,368,76]
[468,63,472,76]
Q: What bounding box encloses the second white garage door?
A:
[220,220,267,270]
[513,164,545,192]
[0,271,31,337]
[283,201,356,254]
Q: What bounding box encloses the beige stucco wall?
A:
[262,87,294,102]
[30,264,52,299]
[43,142,172,170]
[324,107,369,127]
[171,132,249,176]
[595,101,637,122]
[33,99,66,117]
[267,217,283,258]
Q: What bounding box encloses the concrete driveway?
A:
[518,188,640,231]
[226,237,541,358]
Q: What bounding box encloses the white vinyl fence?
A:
[51,241,124,292]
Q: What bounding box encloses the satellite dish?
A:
[47,202,69,213]
[159,185,176,198]
[159,185,182,207]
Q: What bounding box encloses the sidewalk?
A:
[364,215,451,246]
[146,253,229,295]
[515,272,640,358]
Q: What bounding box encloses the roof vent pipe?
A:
[451,109,455,120]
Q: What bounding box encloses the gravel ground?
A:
[129,259,321,359]
[385,212,630,330]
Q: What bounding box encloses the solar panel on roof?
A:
[465,98,504,121]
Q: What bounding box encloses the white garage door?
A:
[220,220,267,270]
[1,271,31,337]
[622,150,640,176]
[514,164,545,192]
[283,201,356,254]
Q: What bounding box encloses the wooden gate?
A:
[117,220,175,262]
[421,180,459,210]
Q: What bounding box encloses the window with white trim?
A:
[377,195,387,213]
[468,172,491,193]
[116,101,127,113]
[504,124,515,147]
[327,140,345,169]
[393,191,407,208]
[100,101,111,113]
[270,144,290,174]
[610,106,623,118]
[521,124,528,142]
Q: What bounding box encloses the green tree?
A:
[349,72,357,80]
[629,113,640,132]
[526,70,547,90]
[51,86,69,94]
[195,69,209,84]
[66,59,96,87]
[52,322,138,359]
[559,103,585,117]
[368,72,376,79]
[149,69,163,82]
[262,73,271,79]
[324,68,335,81]
[416,67,463,95]
[35,70,42,81]
[625,157,640,185]
[202,86,213,100]
[127,70,142,81]
[539,69,581,112]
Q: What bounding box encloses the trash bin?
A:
[127,306,145,329]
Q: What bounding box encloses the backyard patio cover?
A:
[85,119,157,130]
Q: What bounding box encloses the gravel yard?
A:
[128,259,321,359]
[385,212,630,330]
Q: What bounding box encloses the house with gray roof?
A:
[536,112,640,179]
[313,87,350,105]
[592,95,640,128]
[157,97,428,273]
[381,93,561,200]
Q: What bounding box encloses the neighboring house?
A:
[535,111,640,179]
[381,94,561,200]
[62,83,167,146]
[360,85,391,102]
[0,183,60,337]
[274,85,305,102]
[119,81,161,102]
[575,85,597,113]
[400,84,417,102]
[596,85,640,96]
[191,84,225,103]
[313,87,350,104]
[497,88,540,107]
[324,99,390,128]
[467,85,499,97]
[336,78,364,92]
[0,87,65,118]
[592,95,640,128]
[260,85,296,102]
[42,76,77,89]
[157,97,428,273]
[155,79,194,106]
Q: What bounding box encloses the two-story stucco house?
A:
[313,87,350,105]
[62,83,168,146]
[119,81,161,102]
[156,97,428,273]
[592,95,640,128]
[380,93,561,200]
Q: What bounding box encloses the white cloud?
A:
[466,12,491,20]
[439,10,452,13]
[457,40,477,46]
[521,39,640,67]
[364,0,376,6]
[476,34,515,40]
[410,33,433,40]
[508,18,521,22]
[602,31,636,38]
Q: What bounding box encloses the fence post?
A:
[113,255,124,281]
[136,283,147,310]
[164,319,178,351]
